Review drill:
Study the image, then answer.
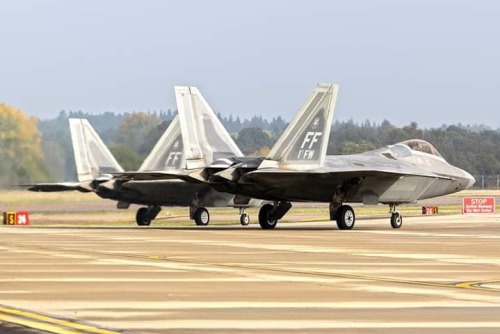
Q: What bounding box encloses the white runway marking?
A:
[103,320,500,330]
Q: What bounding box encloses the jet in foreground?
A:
[127,83,475,229]
[29,86,254,226]
[210,83,475,229]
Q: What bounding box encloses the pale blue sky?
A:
[1,0,499,128]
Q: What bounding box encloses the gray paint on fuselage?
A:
[228,142,474,204]
[115,180,233,207]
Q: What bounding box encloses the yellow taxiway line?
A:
[5,241,500,295]
[455,280,500,291]
[0,306,122,334]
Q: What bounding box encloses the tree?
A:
[109,145,143,171]
[236,127,274,155]
[113,112,162,155]
[0,103,50,187]
[338,141,376,154]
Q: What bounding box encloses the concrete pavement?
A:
[1,214,500,333]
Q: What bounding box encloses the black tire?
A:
[240,213,250,226]
[336,205,355,230]
[258,204,278,229]
[194,207,210,226]
[136,207,151,226]
[390,212,403,229]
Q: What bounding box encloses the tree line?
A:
[0,105,499,188]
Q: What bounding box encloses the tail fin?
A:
[175,86,243,169]
[69,118,124,182]
[138,115,185,171]
[259,83,339,170]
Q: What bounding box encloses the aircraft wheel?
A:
[136,207,151,226]
[390,212,403,228]
[194,207,210,226]
[240,213,250,226]
[258,204,278,229]
[336,205,355,230]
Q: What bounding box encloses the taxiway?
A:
[1,214,500,333]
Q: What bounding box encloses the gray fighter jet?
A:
[29,86,254,226]
[210,83,475,229]
[130,83,475,229]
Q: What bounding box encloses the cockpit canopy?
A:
[399,139,443,158]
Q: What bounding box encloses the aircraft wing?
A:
[26,182,92,193]
[114,169,207,183]
[238,165,451,204]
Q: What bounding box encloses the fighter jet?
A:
[29,86,253,226]
[129,83,475,229]
[210,83,475,229]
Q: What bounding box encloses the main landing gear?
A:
[330,202,356,230]
[258,202,292,229]
[136,205,161,226]
[191,207,210,226]
[336,205,356,230]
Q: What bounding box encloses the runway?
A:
[1,214,500,333]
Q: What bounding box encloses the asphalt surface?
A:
[1,214,500,333]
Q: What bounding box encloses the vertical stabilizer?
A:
[69,119,124,182]
[175,86,243,169]
[138,115,185,171]
[259,83,339,170]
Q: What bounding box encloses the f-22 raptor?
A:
[29,86,255,226]
[130,83,475,229]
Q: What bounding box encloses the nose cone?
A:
[462,170,475,189]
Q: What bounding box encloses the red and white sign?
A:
[422,206,439,215]
[3,211,30,225]
[462,197,496,214]
[15,212,30,225]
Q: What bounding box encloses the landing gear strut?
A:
[258,202,292,229]
[389,204,402,228]
[136,205,161,226]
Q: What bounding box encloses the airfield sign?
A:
[462,197,496,214]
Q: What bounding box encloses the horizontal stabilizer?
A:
[26,182,92,193]
[114,170,205,184]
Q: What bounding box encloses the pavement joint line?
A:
[0,306,124,334]
[4,242,500,295]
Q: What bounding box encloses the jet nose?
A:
[462,170,475,189]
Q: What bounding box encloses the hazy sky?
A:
[1,0,499,128]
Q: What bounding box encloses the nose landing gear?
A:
[389,204,403,228]
[239,208,250,226]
